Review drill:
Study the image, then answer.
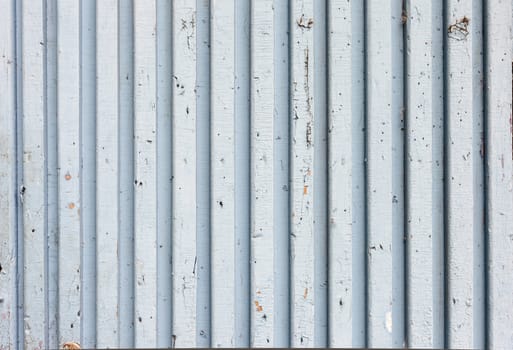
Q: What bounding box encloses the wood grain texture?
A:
[290,0,316,346]
[79,0,97,346]
[0,1,16,347]
[366,0,405,347]
[95,0,119,346]
[133,0,158,346]
[485,1,513,348]
[117,1,135,346]
[445,0,485,347]
[210,0,236,346]
[172,0,197,346]
[156,0,173,347]
[1,4,513,348]
[22,0,47,347]
[57,0,81,344]
[327,0,365,347]
[194,0,211,346]
[272,1,291,346]
[250,0,274,346]
[404,0,444,347]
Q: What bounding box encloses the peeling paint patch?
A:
[254,300,263,312]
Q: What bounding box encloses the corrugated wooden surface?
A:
[1,0,513,348]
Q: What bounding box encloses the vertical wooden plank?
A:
[210,0,235,346]
[95,0,119,347]
[45,1,59,348]
[57,0,81,344]
[273,0,291,346]
[21,0,46,347]
[118,0,135,346]
[195,0,211,346]
[485,0,513,348]
[172,0,197,347]
[234,0,251,345]
[156,0,172,347]
[471,3,486,346]
[312,1,328,345]
[79,0,97,346]
[290,0,315,346]
[133,0,157,347]
[327,0,366,347]
[366,0,405,347]
[445,0,485,347]
[0,0,17,347]
[18,3,46,349]
[405,0,444,347]
[250,0,274,346]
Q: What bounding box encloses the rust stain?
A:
[64,173,72,181]
[254,300,263,312]
[68,203,75,210]
[303,288,308,299]
[303,186,308,195]
[62,342,80,349]
[401,7,407,24]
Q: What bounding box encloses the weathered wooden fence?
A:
[1,0,513,348]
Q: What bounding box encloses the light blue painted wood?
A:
[250,0,275,346]
[0,1,17,348]
[0,3,511,348]
[95,0,119,347]
[327,0,365,346]
[156,0,173,346]
[485,1,513,349]
[445,0,486,348]
[289,0,316,346]
[133,0,158,346]
[117,0,135,346]
[171,0,197,346]
[56,0,81,344]
[195,0,211,347]
[366,0,405,347]
[21,1,47,348]
[405,0,444,347]
[210,0,236,346]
